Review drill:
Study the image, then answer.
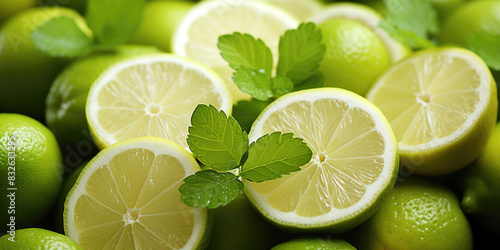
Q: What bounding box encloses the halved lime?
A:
[172,0,298,102]
[245,88,399,232]
[367,47,498,175]
[86,54,232,149]
[64,137,209,249]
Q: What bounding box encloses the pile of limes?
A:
[0,0,499,249]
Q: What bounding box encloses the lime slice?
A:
[172,0,298,103]
[86,54,232,149]
[64,137,209,249]
[367,47,498,176]
[245,88,399,232]
[260,0,324,20]
[308,2,410,63]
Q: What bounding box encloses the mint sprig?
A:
[277,22,326,86]
[179,104,313,209]
[240,132,312,183]
[179,170,243,209]
[379,0,438,49]
[31,0,145,57]
[187,104,248,171]
[218,32,273,76]
[218,22,326,101]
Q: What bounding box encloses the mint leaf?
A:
[187,104,248,171]
[179,170,243,209]
[277,22,326,85]
[232,66,273,101]
[31,16,93,57]
[240,132,313,182]
[380,0,438,48]
[218,33,273,76]
[271,76,294,97]
[86,0,145,45]
[232,99,270,133]
[467,32,500,71]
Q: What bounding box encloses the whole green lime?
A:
[129,1,194,51]
[358,177,473,250]
[439,0,500,45]
[0,7,88,121]
[461,122,500,233]
[317,19,391,96]
[0,0,37,23]
[0,228,81,249]
[271,238,356,250]
[0,113,63,228]
[45,45,161,152]
[208,194,288,250]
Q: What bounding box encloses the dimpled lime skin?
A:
[0,7,85,120]
[0,228,81,249]
[45,45,161,150]
[271,238,356,250]
[129,1,193,52]
[439,0,500,46]
[358,178,473,250]
[317,19,391,96]
[0,114,63,228]
[461,122,500,233]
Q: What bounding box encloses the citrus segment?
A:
[64,137,208,249]
[367,47,498,175]
[86,54,232,149]
[245,88,398,231]
[172,0,298,102]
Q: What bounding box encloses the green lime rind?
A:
[245,88,400,233]
[63,137,211,249]
[0,113,63,228]
[0,228,81,249]
[271,237,356,250]
[45,45,161,150]
[358,177,473,250]
[460,122,500,233]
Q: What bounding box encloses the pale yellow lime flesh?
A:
[86,54,232,149]
[245,88,398,231]
[64,137,208,249]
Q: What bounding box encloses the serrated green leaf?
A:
[240,132,313,182]
[380,0,438,49]
[277,22,326,85]
[86,0,145,45]
[179,170,243,209]
[31,16,93,57]
[232,99,271,133]
[467,32,500,71]
[271,76,294,97]
[187,104,248,171]
[218,32,273,76]
[232,66,273,101]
